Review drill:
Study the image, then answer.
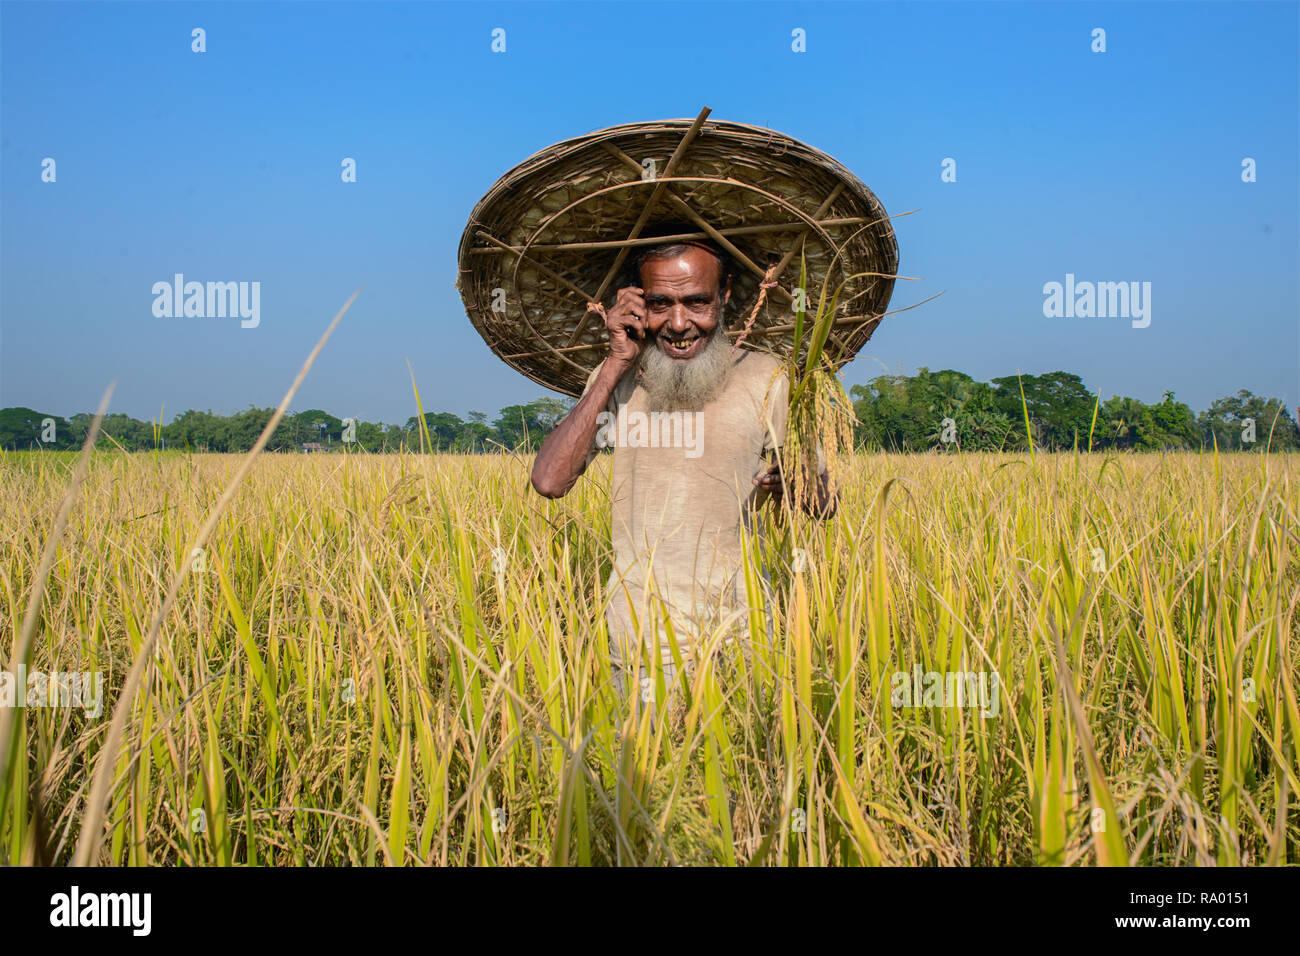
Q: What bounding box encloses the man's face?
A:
[640,246,732,361]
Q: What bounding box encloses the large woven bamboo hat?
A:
[456,107,900,397]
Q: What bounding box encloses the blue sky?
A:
[2,0,1296,425]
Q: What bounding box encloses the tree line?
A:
[2,370,1295,453]
[851,369,1298,451]
[0,399,573,453]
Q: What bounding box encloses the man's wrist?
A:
[598,357,635,387]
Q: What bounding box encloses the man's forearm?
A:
[530,362,628,498]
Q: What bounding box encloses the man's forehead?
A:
[640,249,722,290]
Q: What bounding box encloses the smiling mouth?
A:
[658,331,705,359]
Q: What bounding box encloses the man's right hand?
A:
[532,286,645,499]
[605,286,647,369]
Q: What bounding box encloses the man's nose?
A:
[666,306,692,332]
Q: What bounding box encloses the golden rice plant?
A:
[1,442,1296,866]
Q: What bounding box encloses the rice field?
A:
[1,447,1297,866]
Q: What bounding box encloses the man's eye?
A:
[688,300,713,312]
[648,301,670,313]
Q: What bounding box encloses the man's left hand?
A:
[753,461,837,518]
[753,462,785,499]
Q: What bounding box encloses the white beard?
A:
[637,330,733,411]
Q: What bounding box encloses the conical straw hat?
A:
[456,107,899,397]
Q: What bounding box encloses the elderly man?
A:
[530,224,835,701]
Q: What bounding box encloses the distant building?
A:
[301,442,324,454]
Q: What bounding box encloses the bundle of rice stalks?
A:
[740,248,878,510]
